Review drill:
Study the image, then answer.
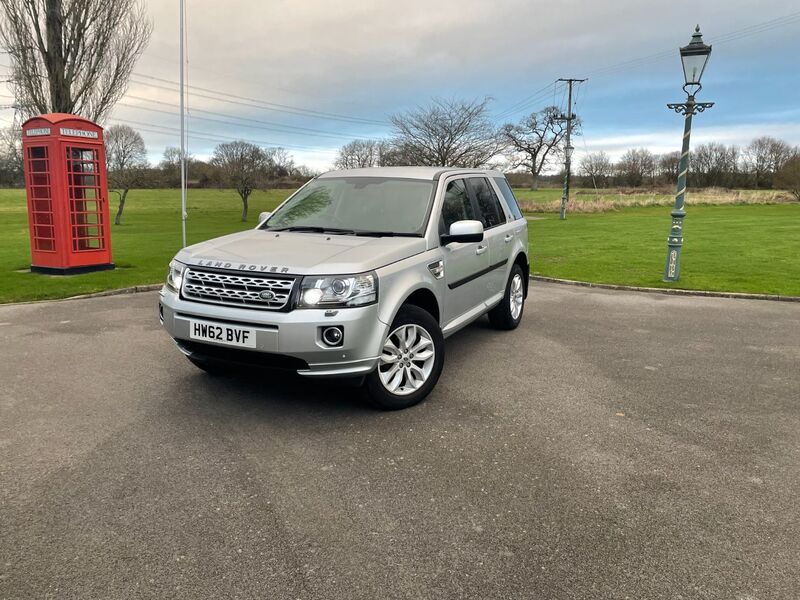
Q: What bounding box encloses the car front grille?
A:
[181,268,295,310]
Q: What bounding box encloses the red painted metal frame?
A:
[22,113,114,273]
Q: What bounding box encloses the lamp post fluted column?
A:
[663,96,713,282]
[662,25,714,282]
[665,97,692,281]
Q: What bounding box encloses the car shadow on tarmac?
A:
[169,315,500,418]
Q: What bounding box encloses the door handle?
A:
[504,234,514,243]
[476,245,488,255]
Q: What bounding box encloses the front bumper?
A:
[159,286,388,377]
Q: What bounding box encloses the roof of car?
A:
[317,166,505,181]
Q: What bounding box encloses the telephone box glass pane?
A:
[65,146,105,252]
[25,146,55,252]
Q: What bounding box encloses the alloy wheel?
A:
[510,273,524,320]
[378,324,436,396]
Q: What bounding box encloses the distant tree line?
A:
[334,98,569,191]
[0,124,317,222]
[335,97,799,195]
[577,137,799,190]
[1,95,798,219]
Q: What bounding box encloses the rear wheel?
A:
[364,305,444,410]
[488,263,525,330]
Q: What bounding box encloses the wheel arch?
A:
[512,251,530,298]
[399,287,440,324]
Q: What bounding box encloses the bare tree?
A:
[657,151,681,184]
[692,142,740,188]
[378,143,416,167]
[105,124,147,225]
[766,138,794,174]
[389,97,502,168]
[211,141,267,221]
[743,137,793,189]
[264,147,294,181]
[159,146,193,187]
[774,154,800,201]
[616,148,657,187]
[0,126,23,186]
[501,106,568,190]
[0,0,152,122]
[334,139,387,169]
[578,151,613,188]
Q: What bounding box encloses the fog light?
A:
[321,326,343,347]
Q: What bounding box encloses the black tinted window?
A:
[467,177,505,228]
[493,177,523,220]
[440,179,476,232]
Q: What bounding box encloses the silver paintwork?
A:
[160,167,529,379]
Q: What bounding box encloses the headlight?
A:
[297,271,378,308]
[165,260,185,292]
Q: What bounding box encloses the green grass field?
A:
[0,188,797,302]
[530,204,800,295]
[0,188,291,303]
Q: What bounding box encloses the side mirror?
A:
[257,211,271,227]
[441,220,484,245]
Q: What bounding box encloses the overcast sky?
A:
[24,0,800,171]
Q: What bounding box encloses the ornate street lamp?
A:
[662,26,713,282]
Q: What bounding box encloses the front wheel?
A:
[488,264,526,330]
[364,305,445,410]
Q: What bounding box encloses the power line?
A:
[120,95,371,140]
[108,116,337,153]
[587,10,800,78]
[494,80,557,119]
[496,9,800,116]
[127,76,385,133]
[130,73,387,126]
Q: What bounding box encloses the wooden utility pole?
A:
[557,78,586,220]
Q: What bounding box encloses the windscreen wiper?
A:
[269,226,357,234]
[268,226,420,237]
[353,231,421,237]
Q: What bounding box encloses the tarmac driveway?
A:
[1,283,798,599]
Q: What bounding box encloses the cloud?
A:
[68,0,800,171]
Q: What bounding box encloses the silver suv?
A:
[159,167,529,409]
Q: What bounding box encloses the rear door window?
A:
[466,177,506,229]
[493,177,524,220]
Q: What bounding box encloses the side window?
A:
[466,177,505,229]
[493,177,524,220]
[440,179,476,233]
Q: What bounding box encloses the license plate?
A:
[189,319,257,348]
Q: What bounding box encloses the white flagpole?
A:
[179,0,187,247]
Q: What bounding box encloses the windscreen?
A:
[263,177,434,235]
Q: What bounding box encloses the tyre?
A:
[187,355,234,376]
[488,263,525,330]
[364,305,445,410]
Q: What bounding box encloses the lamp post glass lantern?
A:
[680,26,712,90]
[663,25,713,282]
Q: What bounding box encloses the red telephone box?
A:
[22,113,114,274]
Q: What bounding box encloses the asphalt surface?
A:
[1,283,798,600]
